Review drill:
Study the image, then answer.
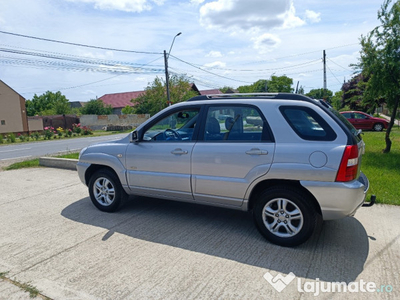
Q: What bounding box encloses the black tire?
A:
[88,169,127,212]
[373,123,384,131]
[253,187,317,247]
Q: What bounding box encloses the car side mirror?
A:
[131,129,142,144]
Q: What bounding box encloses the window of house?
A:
[1,120,5,125]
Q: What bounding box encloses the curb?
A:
[39,157,78,171]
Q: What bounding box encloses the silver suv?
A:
[77,93,372,247]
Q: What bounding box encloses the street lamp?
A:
[164,32,182,106]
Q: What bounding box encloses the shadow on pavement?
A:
[61,195,369,283]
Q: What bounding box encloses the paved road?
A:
[0,133,128,162]
[0,168,399,299]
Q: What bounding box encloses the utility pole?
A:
[164,50,170,106]
[323,50,327,99]
[164,32,182,106]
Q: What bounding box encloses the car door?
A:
[125,107,200,201]
[353,112,371,129]
[191,104,275,207]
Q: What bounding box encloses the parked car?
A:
[77,93,372,247]
[340,111,389,131]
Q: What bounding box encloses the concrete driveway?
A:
[0,168,399,299]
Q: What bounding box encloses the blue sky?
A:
[0,0,382,101]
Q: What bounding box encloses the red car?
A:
[340,111,389,131]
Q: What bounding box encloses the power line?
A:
[170,55,253,84]
[327,57,352,71]
[0,46,163,68]
[0,30,162,55]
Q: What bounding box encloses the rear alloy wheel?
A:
[373,123,384,131]
[254,187,317,247]
[88,169,127,212]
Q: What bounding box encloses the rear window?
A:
[280,106,337,141]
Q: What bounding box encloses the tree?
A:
[238,76,294,93]
[238,79,268,93]
[305,88,333,102]
[121,105,135,114]
[220,86,235,93]
[81,99,113,115]
[356,0,400,153]
[266,75,294,93]
[26,91,70,116]
[331,91,344,111]
[133,75,198,116]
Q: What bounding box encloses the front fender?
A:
[78,153,127,187]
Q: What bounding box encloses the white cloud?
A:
[190,0,205,4]
[206,51,223,58]
[252,33,281,53]
[281,3,305,28]
[66,0,165,13]
[199,0,303,32]
[305,10,321,23]
[203,61,226,68]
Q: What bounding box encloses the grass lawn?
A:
[362,127,400,205]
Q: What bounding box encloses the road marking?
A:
[1,155,32,161]
[0,147,32,153]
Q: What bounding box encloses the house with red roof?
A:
[99,91,144,115]
[99,83,222,115]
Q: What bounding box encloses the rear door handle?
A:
[245,148,268,155]
[171,148,188,155]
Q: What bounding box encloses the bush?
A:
[43,127,55,140]
[72,123,82,135]
[56,127,64,138]
[32,131,40,141]
[18,133,26,142]
[0,134,3,144]
[7,133,16,143]
[82,126,93,135]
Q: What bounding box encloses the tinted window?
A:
[203,105,273,142]
[280,106,337,141]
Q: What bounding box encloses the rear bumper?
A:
[301,171,370,220]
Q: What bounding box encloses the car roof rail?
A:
[187,93,313,102]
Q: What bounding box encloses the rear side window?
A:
[202,105,273,142]
[280,106,337,141]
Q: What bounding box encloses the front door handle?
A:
[245,148,268,155]
[171,148,188,155]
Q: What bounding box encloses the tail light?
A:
[336,145,359,182]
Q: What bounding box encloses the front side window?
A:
[143,108,200,142]
[203,105,272,142]
[354,113,368,119]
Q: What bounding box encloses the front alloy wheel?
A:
[93,177,116,206]
[88,169,126,212]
